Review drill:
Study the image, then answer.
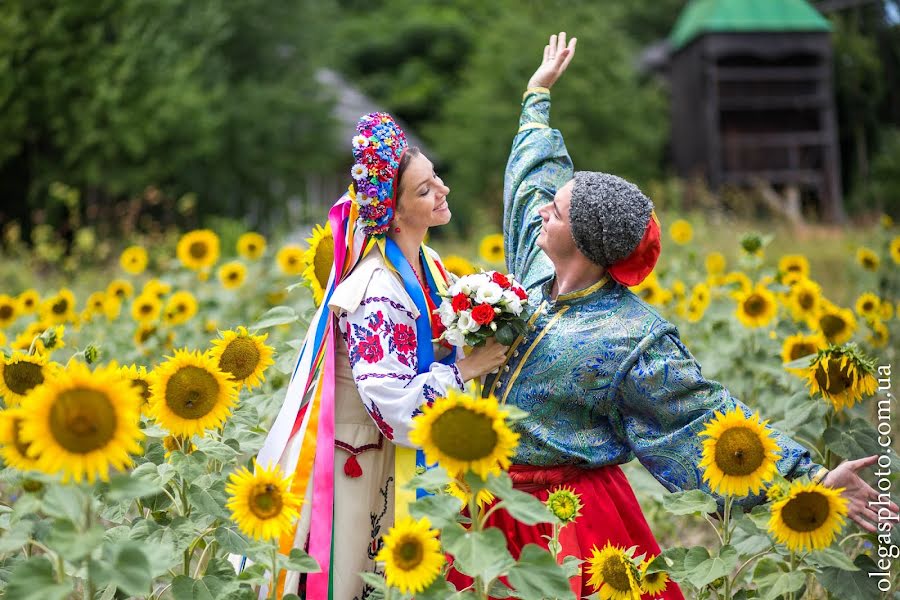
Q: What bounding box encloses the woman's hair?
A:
[395,146,422,206]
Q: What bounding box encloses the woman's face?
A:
[394,153,451,231]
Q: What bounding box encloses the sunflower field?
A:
[0,210,899,599]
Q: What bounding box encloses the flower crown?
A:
[349,112,408,237]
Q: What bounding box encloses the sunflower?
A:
[671,279,686,299]
[148,349,238,437]
[119,245,148,275]
[208,326,275,390]
[441,254,476,277]
[866,319,889,349]
[408,390,519,479]
[130,294,162,324]
[445,479,495,509]
[815,305,856,345]
[0,331,5,348]
[375,516,444,595]
[856,247,879,271]
[103,295,122,321]
[84,291,107,318]
[778,254,809,279]
[162,434,196,457]
[133,324,158,347]
[40,288,77,324]
[698,407,781,497]
[217,261,247,290]
[781,333,826,369]
[276,245,306,277]
[722,271,752,294]
[0,352,49,405]
[638,557,670,598]
[0,409,39,471]
[890,236,900,264]
[585,542,643,600]
[804,345,878,411]
[176,229,220,271]
[705,252,726,276]
[0,295,18,328]
[768,479,848,552]
[686,299,707,323]
[19,362,144,483]
[142,279,171,299]
[668,219,693,245]
[690,282,711,309]
[780,270,805,288]
[546,485,582,524]
[854,292,881,320]
[734,284,778,329]
[478,233,505,264]
[879,301,894,321]
[787,278,822,323]
[164,291,198,326]
[225,462,302,541]
[301,222,335,305]
[16,289,40,315]
[118,364,152,414]
[237,232,267,261]
[106,279,133,302]
[632,278,667,307]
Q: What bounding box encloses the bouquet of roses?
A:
[435,270,531,347]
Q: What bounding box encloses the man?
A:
[475,31,896,598]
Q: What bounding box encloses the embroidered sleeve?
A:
[612,331,824,512]
[504,90,574,290]
[339,278,465,448]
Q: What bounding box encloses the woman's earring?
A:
[394,226,401,233]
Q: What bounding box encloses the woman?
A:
[251,112,507,599]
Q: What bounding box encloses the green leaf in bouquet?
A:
[684,544,738,589]
[409,494,463,530]
[194,437,240,461]
[483,474,557,526]
[805,547,860,571]
[660,489,717,516]
[252,306,299,330]
[406,465,451,492]
[495,323,517,346]
[441,524,515,580]
[282,548,320,573]
[816,554,882,600]
[3,556,73,600]
[0,520,34,554]
[823,418,882,460]
[505,544,577,600]
[46,520,105,561]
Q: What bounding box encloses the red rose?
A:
[512,286,528,300]
[471,303,495,325]
[451,293,471,312]
[491,271,511,289]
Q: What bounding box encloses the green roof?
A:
[670,0,831,50]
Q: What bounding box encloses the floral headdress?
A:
[349,112,408,237]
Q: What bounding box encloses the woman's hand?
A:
[822,455,899,533]
[527,31,577,90]
[456,338,509,382]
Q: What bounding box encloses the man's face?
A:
[536,179,580,262]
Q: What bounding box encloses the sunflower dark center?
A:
[814,359,852,395]
[249,483,283,519]
[744,294,767,317]
[430,407,497,461]
[714,426,765,476]
[786,264,802,272]
[138,327,156,343]
[789,343,818,361]
[48,388,117,453]
[600,554,632,591]
[0,305,13,320]
[12,417,32,458]
[393,535,424,571]
[164,366,220,419]
[644,571,661,584]
[247,243,257,252]
[862,301,874,312]
[227,270,239,281]
[218,338,261,381]
[819,315,846,339]
[798,292,815,310]
[52,299,68,314]
[24,298,35,307]
[3,361,44,395]
[781,491,830,532]
[139,303,153,315]
[132,379,151,404]
[188,241,208,259]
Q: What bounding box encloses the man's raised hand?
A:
[527,31,577,91]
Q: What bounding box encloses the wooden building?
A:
[668,0,845,222]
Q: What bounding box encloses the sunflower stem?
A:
[269,545,278,600]
[82,493,94,600]
[788,552,796,600]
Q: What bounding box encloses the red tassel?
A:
[344,454,362,478]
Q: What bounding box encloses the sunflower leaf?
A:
[46,520,105,561]
[0,519,34,554]
[110,542,154,597]
[684,544,738,589]
[806,547,860,571]
[105,469,165,501]
[3,556,73,600]
[251,306,299,330]
[409,494,463,530]
[441,524,515,580]
[505,544,577,600]
[760,569,805,600]
[660,490,717,516]
[484,474,557,525]
[406,465,451,492]
[281,548,320,573]
[823,418,882,460]
[816,554,882,600]
[193,437,239,462]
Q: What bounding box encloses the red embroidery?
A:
[392,323,416,354]
[358,333,384,363]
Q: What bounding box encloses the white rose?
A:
[437,301,456,327]
[474,282,504,305]
[501,290,524,316]
[456,310,481,333]
[443,326,466,347]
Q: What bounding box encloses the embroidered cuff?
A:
[518,123,550,133]
[811,467,829,484]
[523,87,550,99]
[449,364,465,390]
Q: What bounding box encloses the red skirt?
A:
[446,464,685,600]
